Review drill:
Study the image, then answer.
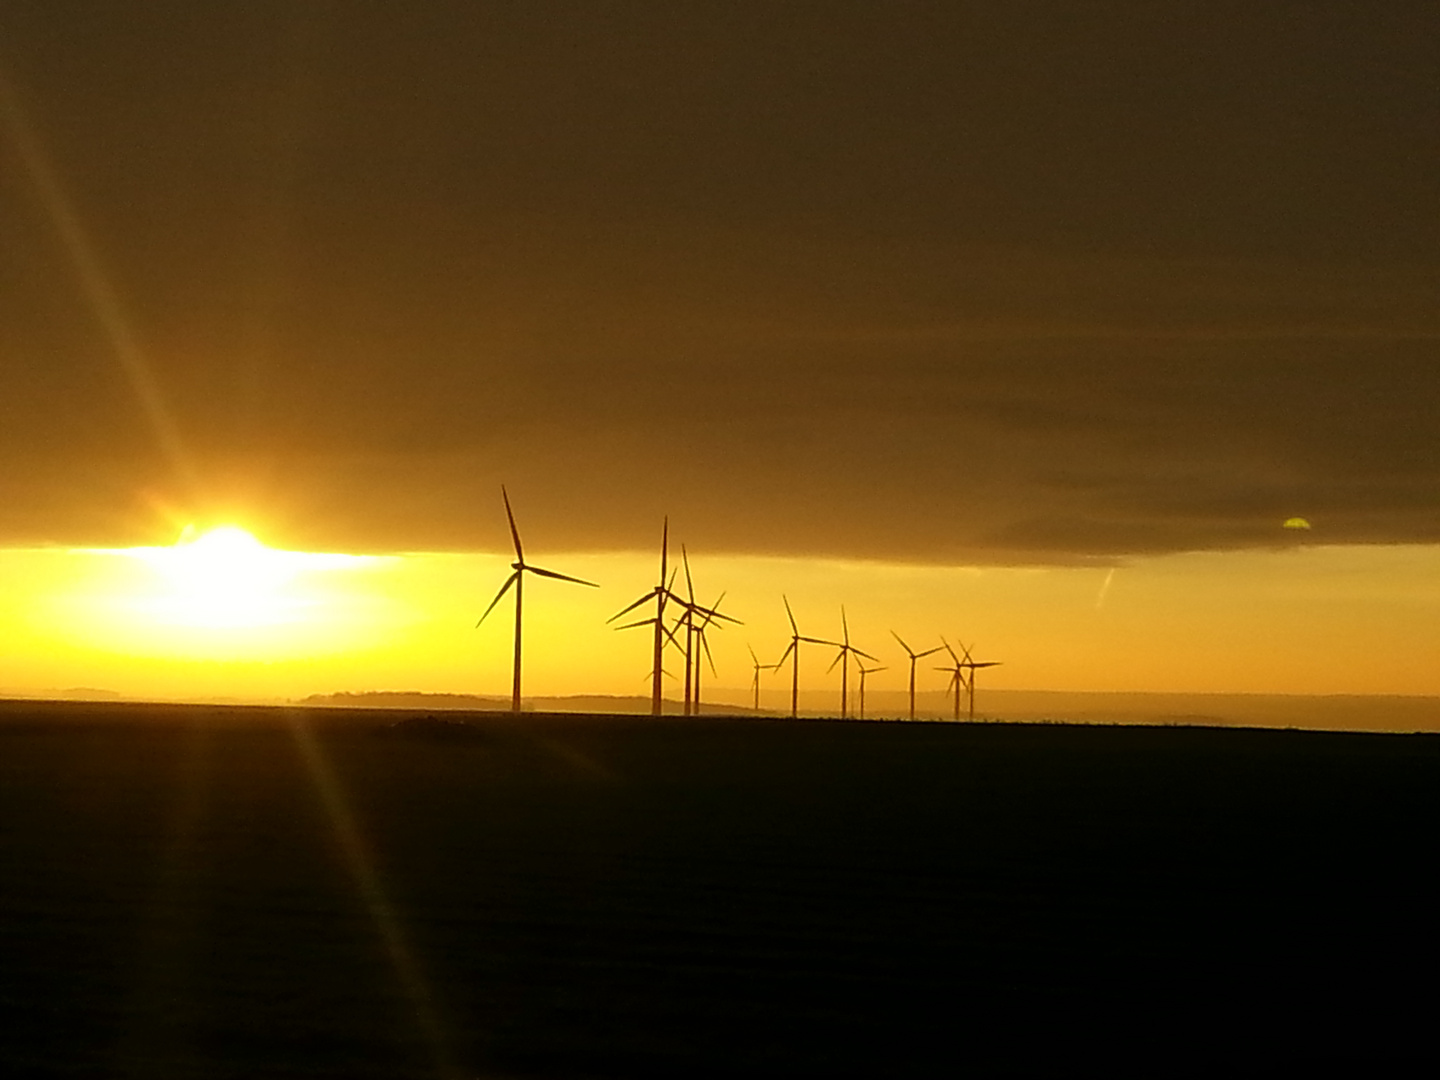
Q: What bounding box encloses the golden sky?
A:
[2,524,1437,702]
[0,6,1436,702]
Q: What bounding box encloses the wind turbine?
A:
[824,606,878,719]
[855,660,886,720]
[673,547,740,715]
[475,486,598,713]
[952,638,1003,722]
[935,639,969,722]
[747,644,782,712]
[776,596,839,719]
[607,518,676,715]
[890,631,944,721]
[689,594,729,715]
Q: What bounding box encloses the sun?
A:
[32,524,404,670]
[139,524,308,629]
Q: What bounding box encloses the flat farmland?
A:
[2,701,1437,1076]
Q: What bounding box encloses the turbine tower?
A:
[476,486,598,713]
[890,631,944,721]
[824,606,878,719]
[776,596,838,719]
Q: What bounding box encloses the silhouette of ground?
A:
[2,701,1437,1075]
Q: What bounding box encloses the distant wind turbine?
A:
[952,639,1002,722]
[690,597,722,715]
[855,660,886,720]
[824,606,878,719]
[607,519,682,716]
[890,631,944,721]
[673,547,741,715]
[748,644,782,712]
[935,639,969,722]
[476,486,598,713]
[776,596,839,719]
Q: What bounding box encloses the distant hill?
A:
[296,691,741,716]
[298,691,511,711]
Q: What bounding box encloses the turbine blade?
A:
[940,636,959,664]
[527,564,598,587]
[659,621,683,650]
[841,605,850,646]
[776,641,795,666]
[890,630,914,657]
[612,617,656,632]
[917,645,945,659]
[826,650,842,674]
[682,545,695,603]
[607,589,657,622]
[700,632,717,676]
[748,643,759,665]
[500,485,524,562]
[783,594,797,635]
[854,647,881,662]
[476,571,519,627]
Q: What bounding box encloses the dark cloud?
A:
[1,2,1436,561]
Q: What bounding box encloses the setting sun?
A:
[132,525,307,630]
[0,526,411,676]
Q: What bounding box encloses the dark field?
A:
[2,702,1438,1076]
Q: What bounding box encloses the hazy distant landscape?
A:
[17,687,1435,736]
[3,699,1438,1075]
[303,688,1440,734]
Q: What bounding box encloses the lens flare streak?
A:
[283,711,461,1079]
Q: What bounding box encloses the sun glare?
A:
[33,525,407,666]
[134,525,310,629]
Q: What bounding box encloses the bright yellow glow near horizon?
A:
[0,537,1438,703]
[129,525,326,630]
[17,526,405,669]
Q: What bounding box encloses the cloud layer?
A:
[1,3,1436,561]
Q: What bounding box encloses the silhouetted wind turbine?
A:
[748,644,782,711]
[824,606,878,719]
[953,639,1002,722]
[776,596,839,719]
[890,631,944,721]
[476,486,598,713]
[936,638,969,722]
[689,595,725,715]
[855,660,886,720]
[671,547,741,715]
[607,519,679,716]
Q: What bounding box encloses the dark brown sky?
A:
[1,2,1436,561]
